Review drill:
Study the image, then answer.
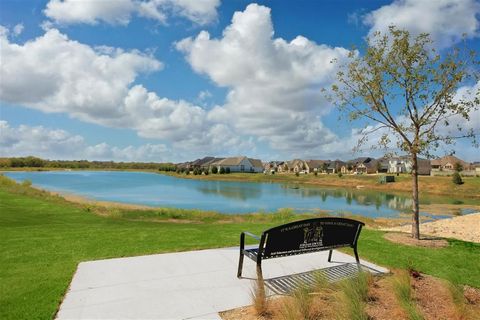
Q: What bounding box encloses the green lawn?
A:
[1,180,479,319]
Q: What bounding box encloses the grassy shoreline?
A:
[1,176,480,319]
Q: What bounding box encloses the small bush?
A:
[225,167,231,174]
[452,172,463,185]
[211,166,218,174]
[21,180,32,187]
[338,172,343,178]
[295,172,300,177]
[314,171,318,176]
[219,167,225,174]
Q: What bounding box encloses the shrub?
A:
[211,166,218,174]
[21,180,32,187]
[452,172,463,185]
[219,167,225,174]
[203,169,209,176]
[225,167,231,174]
[295,172,300,177]
[185,170,190,175]
[338,172,343,178]
[314,171,318,176]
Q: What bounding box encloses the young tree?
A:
[329,27,479,239]
[454,162,463,172]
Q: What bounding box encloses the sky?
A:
[0,0,479,163]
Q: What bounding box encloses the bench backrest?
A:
[260,217,364,260]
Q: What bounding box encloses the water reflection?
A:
[196,181,262,201]
[279,185,414,213]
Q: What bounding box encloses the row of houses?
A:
[266,155,479,175]
[177,156,264,173]
[178,155,479,175]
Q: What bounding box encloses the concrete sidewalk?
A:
[57,247,388,320]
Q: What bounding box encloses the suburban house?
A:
[277,162,289,173]
[287,159,307,173]
[326,160,346,174]
[431,155,472,171]
[386,156,431,175]
[186,156,225,170]
[349,157,377,174]
[264,161,285,173]
[305,160,328,173]
[211,156,263,173]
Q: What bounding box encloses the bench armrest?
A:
[242,231,260,241]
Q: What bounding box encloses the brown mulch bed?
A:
[384,232,449,248]
[220,271,480,320]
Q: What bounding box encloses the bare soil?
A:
[220,271,480,320]
[384,232,449,247]
[386,213,480,243]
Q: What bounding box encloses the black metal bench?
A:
[237,217,364,278]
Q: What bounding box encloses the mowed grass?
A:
[1,179,479,319]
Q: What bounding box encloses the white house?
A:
[212,156,263,173]
[387,156,431,175]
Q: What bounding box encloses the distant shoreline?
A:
[2,167,480,201]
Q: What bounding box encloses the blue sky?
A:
[1,0,479,162]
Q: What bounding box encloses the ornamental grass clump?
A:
[251,270,269,317]
[392,270,424,320]
[336,272,371,320]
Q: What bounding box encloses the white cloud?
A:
[0,27,228,149]
[177,3,352,154]
[12,23,24,36]
[0,121,171,162]
[364,0,480,49]
[0,27,162,125]
[44,0,220,26]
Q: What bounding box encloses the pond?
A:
[2,170,470,218]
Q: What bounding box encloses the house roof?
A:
[328,160,346,169]
[348,157,373,164]
[213,156,247,166]
[248,158,263,168]
[305,160,328,168]
[201,158,224,167]
[431,155,469,167]
[191,156,216,166]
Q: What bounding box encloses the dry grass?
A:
[221,269,480,320]
[336,272,372,320]
[251,268,269,317]
[392,270,425,320]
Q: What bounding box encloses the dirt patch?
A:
[220,271,480,320]
[386,213,480,243]
[366,276,407,320]
[384,232,449,247]
[413,274,458,320]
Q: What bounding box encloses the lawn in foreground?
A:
[1,183,479,319]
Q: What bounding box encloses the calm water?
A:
[3,170,457,218]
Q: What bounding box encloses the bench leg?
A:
[256,263,263,281]
[328,249,333,262]
[354,247,360,264]
[237,251,244,278]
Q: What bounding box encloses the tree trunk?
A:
[411,153,420,239]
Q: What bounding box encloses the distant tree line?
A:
[0,156,177,171]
